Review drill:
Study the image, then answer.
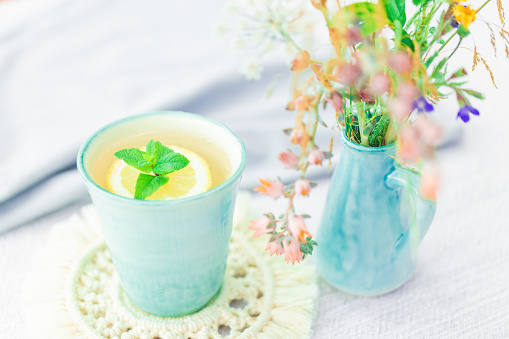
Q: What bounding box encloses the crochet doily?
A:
[25,194,318,339]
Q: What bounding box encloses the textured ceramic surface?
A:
[316,133,436,296]
[77,112,246,317]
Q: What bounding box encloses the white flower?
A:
[232,38,246,51]
[213,23,229,37]
[240,58,263,80]
[224,2,238,14]
[263,41,275,53]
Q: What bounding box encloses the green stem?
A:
[476,0,491,13]
[279,30,302,52]
[436,31,457,54]
[447,38,463,60]
[301,90,323,177]
[355,102,368,146]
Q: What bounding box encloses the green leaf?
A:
[448,81,468,87]
[464,89,485,100]
[394,19,403,48]
[384,0,406,26]
[344,2,388,37]
[300,237,318,257]
[400,28,415,51]
[412,0,431,5]
[153,152,190,175]
[449,68,467,79]
[457,26,470,38]
[432,58,448,78]
[134,173,169,200]
[144,140,174,165]
[114,148,152,173]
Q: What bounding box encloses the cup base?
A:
[124,283,223,318]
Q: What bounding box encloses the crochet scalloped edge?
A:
[23,192,319,339]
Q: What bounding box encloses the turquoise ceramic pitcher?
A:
[77,112,247,316]
[315,132,436,296]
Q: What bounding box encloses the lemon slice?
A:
[107,145,212,200]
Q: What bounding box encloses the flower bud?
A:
[290,51,310,71]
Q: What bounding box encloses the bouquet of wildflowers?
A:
[220,0,507,263]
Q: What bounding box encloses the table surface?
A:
[2,124,509,338]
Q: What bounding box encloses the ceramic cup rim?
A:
[76,111,247,206]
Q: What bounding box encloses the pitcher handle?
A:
[385,165,437,242]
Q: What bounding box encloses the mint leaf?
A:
[144,140,174,165]
[114,148,152,173]
[114,139,189,200]
[134,173,169,200]
[155,142,174,159]
[153,152,190,175]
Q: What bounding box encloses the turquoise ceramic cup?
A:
[77,112,247,317]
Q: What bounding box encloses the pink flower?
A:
[388,98,412,121]
[311,64,323,80]
[398,126,422,163]
[325,91,343,112]
[413,118,442,146]
[388,84,420,121]
[265,239,285,257]
[389,51,412,74]
[398,83,419,104]
[249,216,274,238]
[283,238,303,265]
[334,63,363,87]
[288,215,311,243]
[294,95,311,111]
[345,26,361,46]
[308,149,325,165]
[295,179,311,197]
[420,164,439,201]
[249,215,275,238]
[358,87,375,103]
[254,178,284,199]
[279,151,300,169]
[371,72,391,95]
[290,51,310,71]
[290,128,304,145]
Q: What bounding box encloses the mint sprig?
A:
[114,140,190,200]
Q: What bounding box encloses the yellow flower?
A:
[453,1,476,30]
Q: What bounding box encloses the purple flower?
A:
[412,97,434,113]
[450,19,459,28]
[457,105,480,123]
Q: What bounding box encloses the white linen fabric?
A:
[0,0,508,337]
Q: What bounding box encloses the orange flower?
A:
[254,178,284,199]
[279,151,300,169]
[288,215,311,243]
[295,179,311,197]
[290,127,304,145]
[308,149,325,166]
[290,51,310,71]
[420,164,439,201]
[453,1,476,30]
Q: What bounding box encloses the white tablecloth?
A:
[1,0,509,337]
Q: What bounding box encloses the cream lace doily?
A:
[25,194,318,339]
